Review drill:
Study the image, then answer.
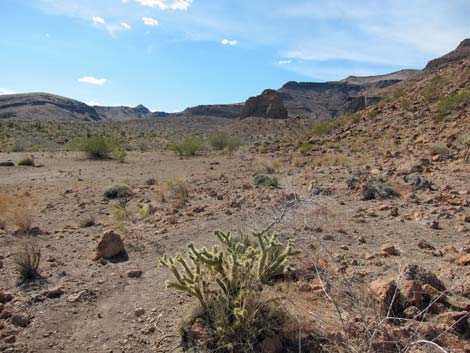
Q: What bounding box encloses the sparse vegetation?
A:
[160,230,300,352]
[430,143,451,159]
[207,132,242,152]
[18,157,35,166]
[112,201,132,234]
[436,90,470,115]
[104,184,131,199]
[14,243,41,285]
[79,215,96,228]
[309,120,340,136]
[459,133,470,162]
[76,135,118,160]
[298,142,314,155]
[0,193,34,235]
[362,177,400,200]
[160,179,190,205]
[168,135,204,156]
[253,173,279,188]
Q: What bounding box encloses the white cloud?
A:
[136,0,192,11]
[78,76,107,85]
[0,87,16,95]
[92,16,105,24]
[120,22,131,29]
[142,17,159,26]
[278,59,292,65]
[221,39,237,46]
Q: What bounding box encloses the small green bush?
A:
[362,178,400,200]
[437,91,470,115]
[77,136,118,160]
[298,143,314,155]
[253,173,279,188]
[104,184,131,199]
[208,132,242,152]
[310,120,340,136]
[430,143,450,159]
[18,157,35,166]
[168,136,204,156]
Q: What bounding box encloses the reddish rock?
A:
[370,278,401,313]
[95,230,125,260]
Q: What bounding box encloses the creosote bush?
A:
[207,132,242,152]
[15,243,41,285]
[253,173,279,188]
[159,179,190,206]
[18,157,35,166]
[168,135,204,156]
[76,135,124,160]
[160,230,300,352]
[104,184,131,199]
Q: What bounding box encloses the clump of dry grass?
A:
[14,243,41,285]
[0,192,34,235]
[158,178,190,207]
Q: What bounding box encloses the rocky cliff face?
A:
[240,89,288,119]
[94,105,153,121]
[425,39,470,71]
[181,104,243,119]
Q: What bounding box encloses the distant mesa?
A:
[240,89,288,119]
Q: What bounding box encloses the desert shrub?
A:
[15,243,41,285]
[18,157,35,166]
[104,184,131,199]
[76,135,119,160]
[160,230,300,352]
[422,74,450,102]
[168,135,204,156]
[160,179,190,205]
[0,193,34,235]
[437,90,470,115]
[430,143,451,159]
[362,177,400,200]
[113,149,127,163]
[253,173,279,188]
[298,142,314,155]
[79,215,95,228]
[145,177,156,186]
[310,120,340,136]
[400,98,413,110]
[208,132,242,152]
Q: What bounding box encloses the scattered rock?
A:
[95,230,125,260]
[0,292,13,304]
[134,308,145,317]
[401,264,446,291]
[0,161,15,167]
[127,270,143,278]
[417,240,436,251]
[369,278,401,313]
[46,287,64,299]
[458,254,470,266]
[380,244,400,256]
[11,314,30,328]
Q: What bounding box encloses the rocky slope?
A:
[425,38,470,71]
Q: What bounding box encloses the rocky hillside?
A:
[0,93,162,122]
[0,93,102,121]
[297,57,470,171]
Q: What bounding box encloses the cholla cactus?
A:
[159,230,299,308]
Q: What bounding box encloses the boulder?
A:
[0,161,14,167]
[370,278,401,313]
[240,89,288,119]
[401,280,424,309]
[401,264,446,291]
[95,230,125,260]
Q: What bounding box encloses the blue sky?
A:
[0,0,469,112]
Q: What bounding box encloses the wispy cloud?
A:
[120,22,131,30]
[135,0,192,11]
[78,76,108,85]
[142,17,159,26]
[278,59,292,65]
[221,39,237,46]
[0,87,16,95]
[92,16,105,24]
